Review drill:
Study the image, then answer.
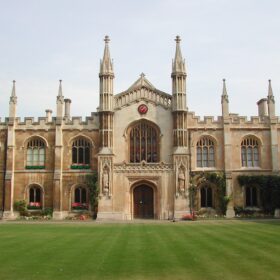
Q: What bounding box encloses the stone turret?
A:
[99,35,114,149]
[267,79,275,118]
[221,79,229,118]
[172,35,187,112]
[171,36,189,217]
[171,36,187,148]
[56,80,64,123]
[9,80,17,119]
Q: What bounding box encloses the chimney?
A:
[257,98,268,118]
[45,109,53,122]
[64,99,71,120]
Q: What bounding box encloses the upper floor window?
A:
[196,137,215,168]
[26,138,45,168]
[72,138,90,166]
[129,121,159,163]
[241,137,259,167]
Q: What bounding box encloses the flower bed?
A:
[182,212,196,221]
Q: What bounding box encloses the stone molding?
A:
[114,162,173,173]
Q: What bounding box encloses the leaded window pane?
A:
[130,122,158,163]
[241,137,260,167]
[26,139,45,167]
[72,138,91,165]
[196,137,215,168]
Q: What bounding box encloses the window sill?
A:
[70,165,90,170]
[26,166,45,170]
[240,167,261,170]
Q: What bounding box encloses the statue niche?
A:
[102,166,110,196]
[178,166,186,194]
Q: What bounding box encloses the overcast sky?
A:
[0,0,279,119]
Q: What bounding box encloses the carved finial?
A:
[268,79,274,97]
[222,79,227,96]
[175,35,181,43]
[104,35,110,44]
[172,35,185,73]
[11,80,16,97]
[140,72,145,78]
[58,79,63,97]
[100,35,113,74]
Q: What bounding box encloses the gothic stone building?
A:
[0,36,279,220]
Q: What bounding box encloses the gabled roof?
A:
[114,73,172,110]
[126,73,155,92]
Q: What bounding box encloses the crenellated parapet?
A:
[187,111,278,130]
[0,114,100,131]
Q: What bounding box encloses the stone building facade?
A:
[0,36,279,220]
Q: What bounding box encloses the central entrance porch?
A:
[133,184,154,219]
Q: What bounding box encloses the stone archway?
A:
[133,184,154,219]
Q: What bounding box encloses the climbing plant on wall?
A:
[238,175,280,213]
[190,172,229,215]
[84,171,99,219]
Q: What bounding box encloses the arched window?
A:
[241,137,259,167]
[72,186,88,210]
[201,186,213,207]
[245,186,258,207]
[72,138,90,166]
[196,137,215,167]
[28,185,42,209]
[129,121,159,163]
[26,138,45,168]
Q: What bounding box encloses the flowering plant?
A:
[27,202,42,209]
[72,202,89,210]
[182,212,196,221]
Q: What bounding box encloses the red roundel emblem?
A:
[138,104,148,114]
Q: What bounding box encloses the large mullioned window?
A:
[26,138,45,168]
[129,122,159,163]
[241,137,259,167]
[196,137,215,168]
[72,138,90,165]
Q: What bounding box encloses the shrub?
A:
[41,207,53,216]
[14,200,29,216]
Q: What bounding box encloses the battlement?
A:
[187,111,278,128]
[0,112,100,130]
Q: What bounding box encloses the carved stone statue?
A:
[178,168,185,193]
[102,168,109,195]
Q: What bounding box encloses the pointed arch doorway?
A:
[133,184,154,219]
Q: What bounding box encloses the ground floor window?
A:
[245,186,258,207]
[28,186,42,209]
[72,186,88,210]
[201,186,213,207]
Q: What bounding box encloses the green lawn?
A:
[0,220,279,280]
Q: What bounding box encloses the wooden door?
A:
[133,185,154,219]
